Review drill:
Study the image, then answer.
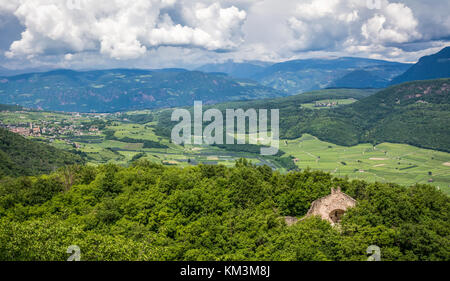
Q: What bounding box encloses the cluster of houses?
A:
[315,101,339,108]
[2,122,99,138]
[1,118,101,151]
[3,123,43,137]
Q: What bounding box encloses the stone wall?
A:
[305,187,356,225]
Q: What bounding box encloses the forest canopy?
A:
[0,160,448,261]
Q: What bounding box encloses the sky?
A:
[0,0,449,71]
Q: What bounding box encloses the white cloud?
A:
[295,0,341,20]
[0,0,449,68]
[286,0,422,53]
[2,0,247,60]
[361,3,420,44]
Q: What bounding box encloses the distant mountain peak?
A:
[391,46,450,85]
[252,57,411,94]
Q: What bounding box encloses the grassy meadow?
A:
[281,134,450,193]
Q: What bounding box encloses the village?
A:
[2,122,100,138]
[0,110,103,149]
[314,101,339,108]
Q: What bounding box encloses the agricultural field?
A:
[281,134,450,193]
[1,109,449,194]
[76,120,272,167]
[0,109,267,167]
[0,110,80,124]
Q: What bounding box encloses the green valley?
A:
[1,2,450,265]
[1,83,448,194]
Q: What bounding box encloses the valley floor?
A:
[1,109,449,194]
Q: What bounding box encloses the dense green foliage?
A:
[0,69,284,112]
[0,128,84,178]
[213,144,284,157]
[0,160,448,261]
[213,144,298,171]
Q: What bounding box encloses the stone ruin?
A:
[284,216,299,226]
[284,187,356,226]
[305,187,356,225]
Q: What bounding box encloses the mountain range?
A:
[327,70,389,89]
[0,66,56,77]
[255,57,413,93]
[198,47,450,93]
[199,57,412,93]
[0,68,284,112]
[0,46,449,114]
[196,60,271,80]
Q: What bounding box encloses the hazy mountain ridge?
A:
[328,70,388,89]
[0,66,56,77]
[253,57,412,93]
[196,60,271,79]
[0,68,285,113]
[199,57,412,94]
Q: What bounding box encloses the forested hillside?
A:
[0,160,448,261]
[280,79,450,151]
[154,88,377,138]
[155,80,449,152]
[0,128,84,177]
[392,47,450,85]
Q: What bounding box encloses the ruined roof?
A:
[305,187,357,225]
[284,187,357,226]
